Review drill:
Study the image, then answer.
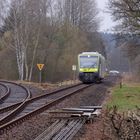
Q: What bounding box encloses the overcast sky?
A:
[96,0,117,32]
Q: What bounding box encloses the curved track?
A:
[0,83,82,115]
[0,82,10,103]
[0,80,31,125]
[0,81,31,108]
[0,83,92,134]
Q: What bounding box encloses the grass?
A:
[107,83,140,111]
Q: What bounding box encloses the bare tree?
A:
[108,0,140,80]
[1,0,50,81]
[0,0,104,82]
[8,0,25,80]
[108,0,140,34]
[26,0,47,81]
[56,0,99,31]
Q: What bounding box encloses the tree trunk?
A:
[28,31,40,82]
[24,49,29,81]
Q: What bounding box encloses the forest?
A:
[0,0,105,82]
[0,0,140,82]
[108,0,140,81]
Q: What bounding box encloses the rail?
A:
[0,84,92,134]
[0,80,31,125]
[0,82,10,102]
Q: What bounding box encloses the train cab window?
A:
[80,56,98,68]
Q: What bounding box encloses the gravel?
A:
[0,76,119,140]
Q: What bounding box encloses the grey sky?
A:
[96,0,116,32]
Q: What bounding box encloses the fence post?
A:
[120,81,122,88]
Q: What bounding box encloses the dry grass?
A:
[15,79,80,90]
[122,73,140,83]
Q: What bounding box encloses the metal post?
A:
[74,70,76,83]
[73,71,75,84]
[39,70,42,84]
[120,81,122,88]
[0,88,1,103]
[72,65,76,84]
[37,64,44,85]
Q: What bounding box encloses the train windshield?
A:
[79,56,98,68]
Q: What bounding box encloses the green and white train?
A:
[78,52,106,83]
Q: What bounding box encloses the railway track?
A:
[0,80,31,108]
[0,80,31,127]
[0,83,82,117]
[0,82,10,103]
[0,83,93,134]
[0,76,121,140]
[0,81,31,118]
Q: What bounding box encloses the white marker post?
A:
[72,65,76,83]
[37,64,44,84]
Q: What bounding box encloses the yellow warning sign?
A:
[37,64,44,71]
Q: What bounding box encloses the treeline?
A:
[0,0,105,82]
[108,0,140,80]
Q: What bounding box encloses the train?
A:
[78,52,106,83]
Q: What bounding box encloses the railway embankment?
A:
[0,77,139,140]
[0,77,116,140]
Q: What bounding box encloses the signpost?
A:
[72,65,76,83]
[37,64,44,84]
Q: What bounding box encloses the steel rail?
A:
[52,120,79,140]
[64,119,85,140]
[0,84,82,122]
[0,80,31,98]
[41,120,68,140]
[0,102,21,113]
[0,84,93,134]
[34,120,61,140]
[0,83,82,114]
[34,119,86,140]
[0,82,10,102]
[0,80,31,126]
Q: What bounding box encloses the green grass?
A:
[107,84,140,111]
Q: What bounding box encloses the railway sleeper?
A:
[34,106,102,139]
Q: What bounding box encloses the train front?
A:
[78,54,99,83]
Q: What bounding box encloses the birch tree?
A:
[0,0,104,82]
[7,0,25,80]
[63,0,99,31]
[3,0,47,81]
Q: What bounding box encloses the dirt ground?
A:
[0,76,120,140]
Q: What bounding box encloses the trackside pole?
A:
[39,70,42,84]
[37,64,44,85]
[72,65,76,84]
